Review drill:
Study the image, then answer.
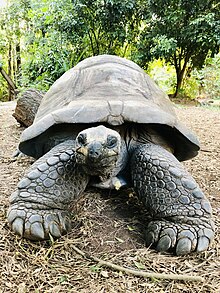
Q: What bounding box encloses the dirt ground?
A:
[0,101,219,293]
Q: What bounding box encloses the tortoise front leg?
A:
[7,140,89,240]
[131,143,214,255]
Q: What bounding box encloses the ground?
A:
[0,101,219,293]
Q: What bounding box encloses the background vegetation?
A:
[0,0,219,101]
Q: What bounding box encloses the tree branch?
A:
[88,31,95,55]
[0,66,16,90]
[72,245,204,282]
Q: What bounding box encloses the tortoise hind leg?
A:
[131,143,214,255]
[7,140,89,240]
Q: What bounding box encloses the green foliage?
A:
[19,1,75,90]
[147,59,176,94]
[0,78,7,101]
[0,0,145,94]
[51,0,143,57]
[0,22,8,100]
[148,53,220,100]
[195,53,220,100]
[0,0,219,100]
[21,32,73,90]
[136,0,220,96]
[179,53,220,100]
[180,74,199,99]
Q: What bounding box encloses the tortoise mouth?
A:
[76,143,119,180]
[76,149,119,176]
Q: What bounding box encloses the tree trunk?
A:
[16,42,21,74]
[13,89,44,127]
[173,68,185,98]
[172,54,190,99]
[14,41,21,85]
[8,41,13,101]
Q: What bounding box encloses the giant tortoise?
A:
[7,55,214,255]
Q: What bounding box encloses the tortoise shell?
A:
[19,55,199,161]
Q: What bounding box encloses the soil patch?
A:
[0,102,219,292]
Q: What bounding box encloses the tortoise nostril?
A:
[89,149,100,158]
[88,142,102,159]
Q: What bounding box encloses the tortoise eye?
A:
[107,135,117,148]
[77,133,87,145]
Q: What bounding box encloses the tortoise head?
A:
[75,125,121,180]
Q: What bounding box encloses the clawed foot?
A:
[145,219,215,255]
[7,204,72,240]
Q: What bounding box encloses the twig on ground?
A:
[72,245,204,282]
[200,149,213,153]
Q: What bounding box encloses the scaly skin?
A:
[131,143,214,255]
[7,140,89,240]
[8,131,214,255]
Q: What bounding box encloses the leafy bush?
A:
[196,53,220,100]
[181,53,220,100]
[147,59,176,95]
[147,53,220,101]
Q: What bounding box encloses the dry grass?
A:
[0,102,219,293]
